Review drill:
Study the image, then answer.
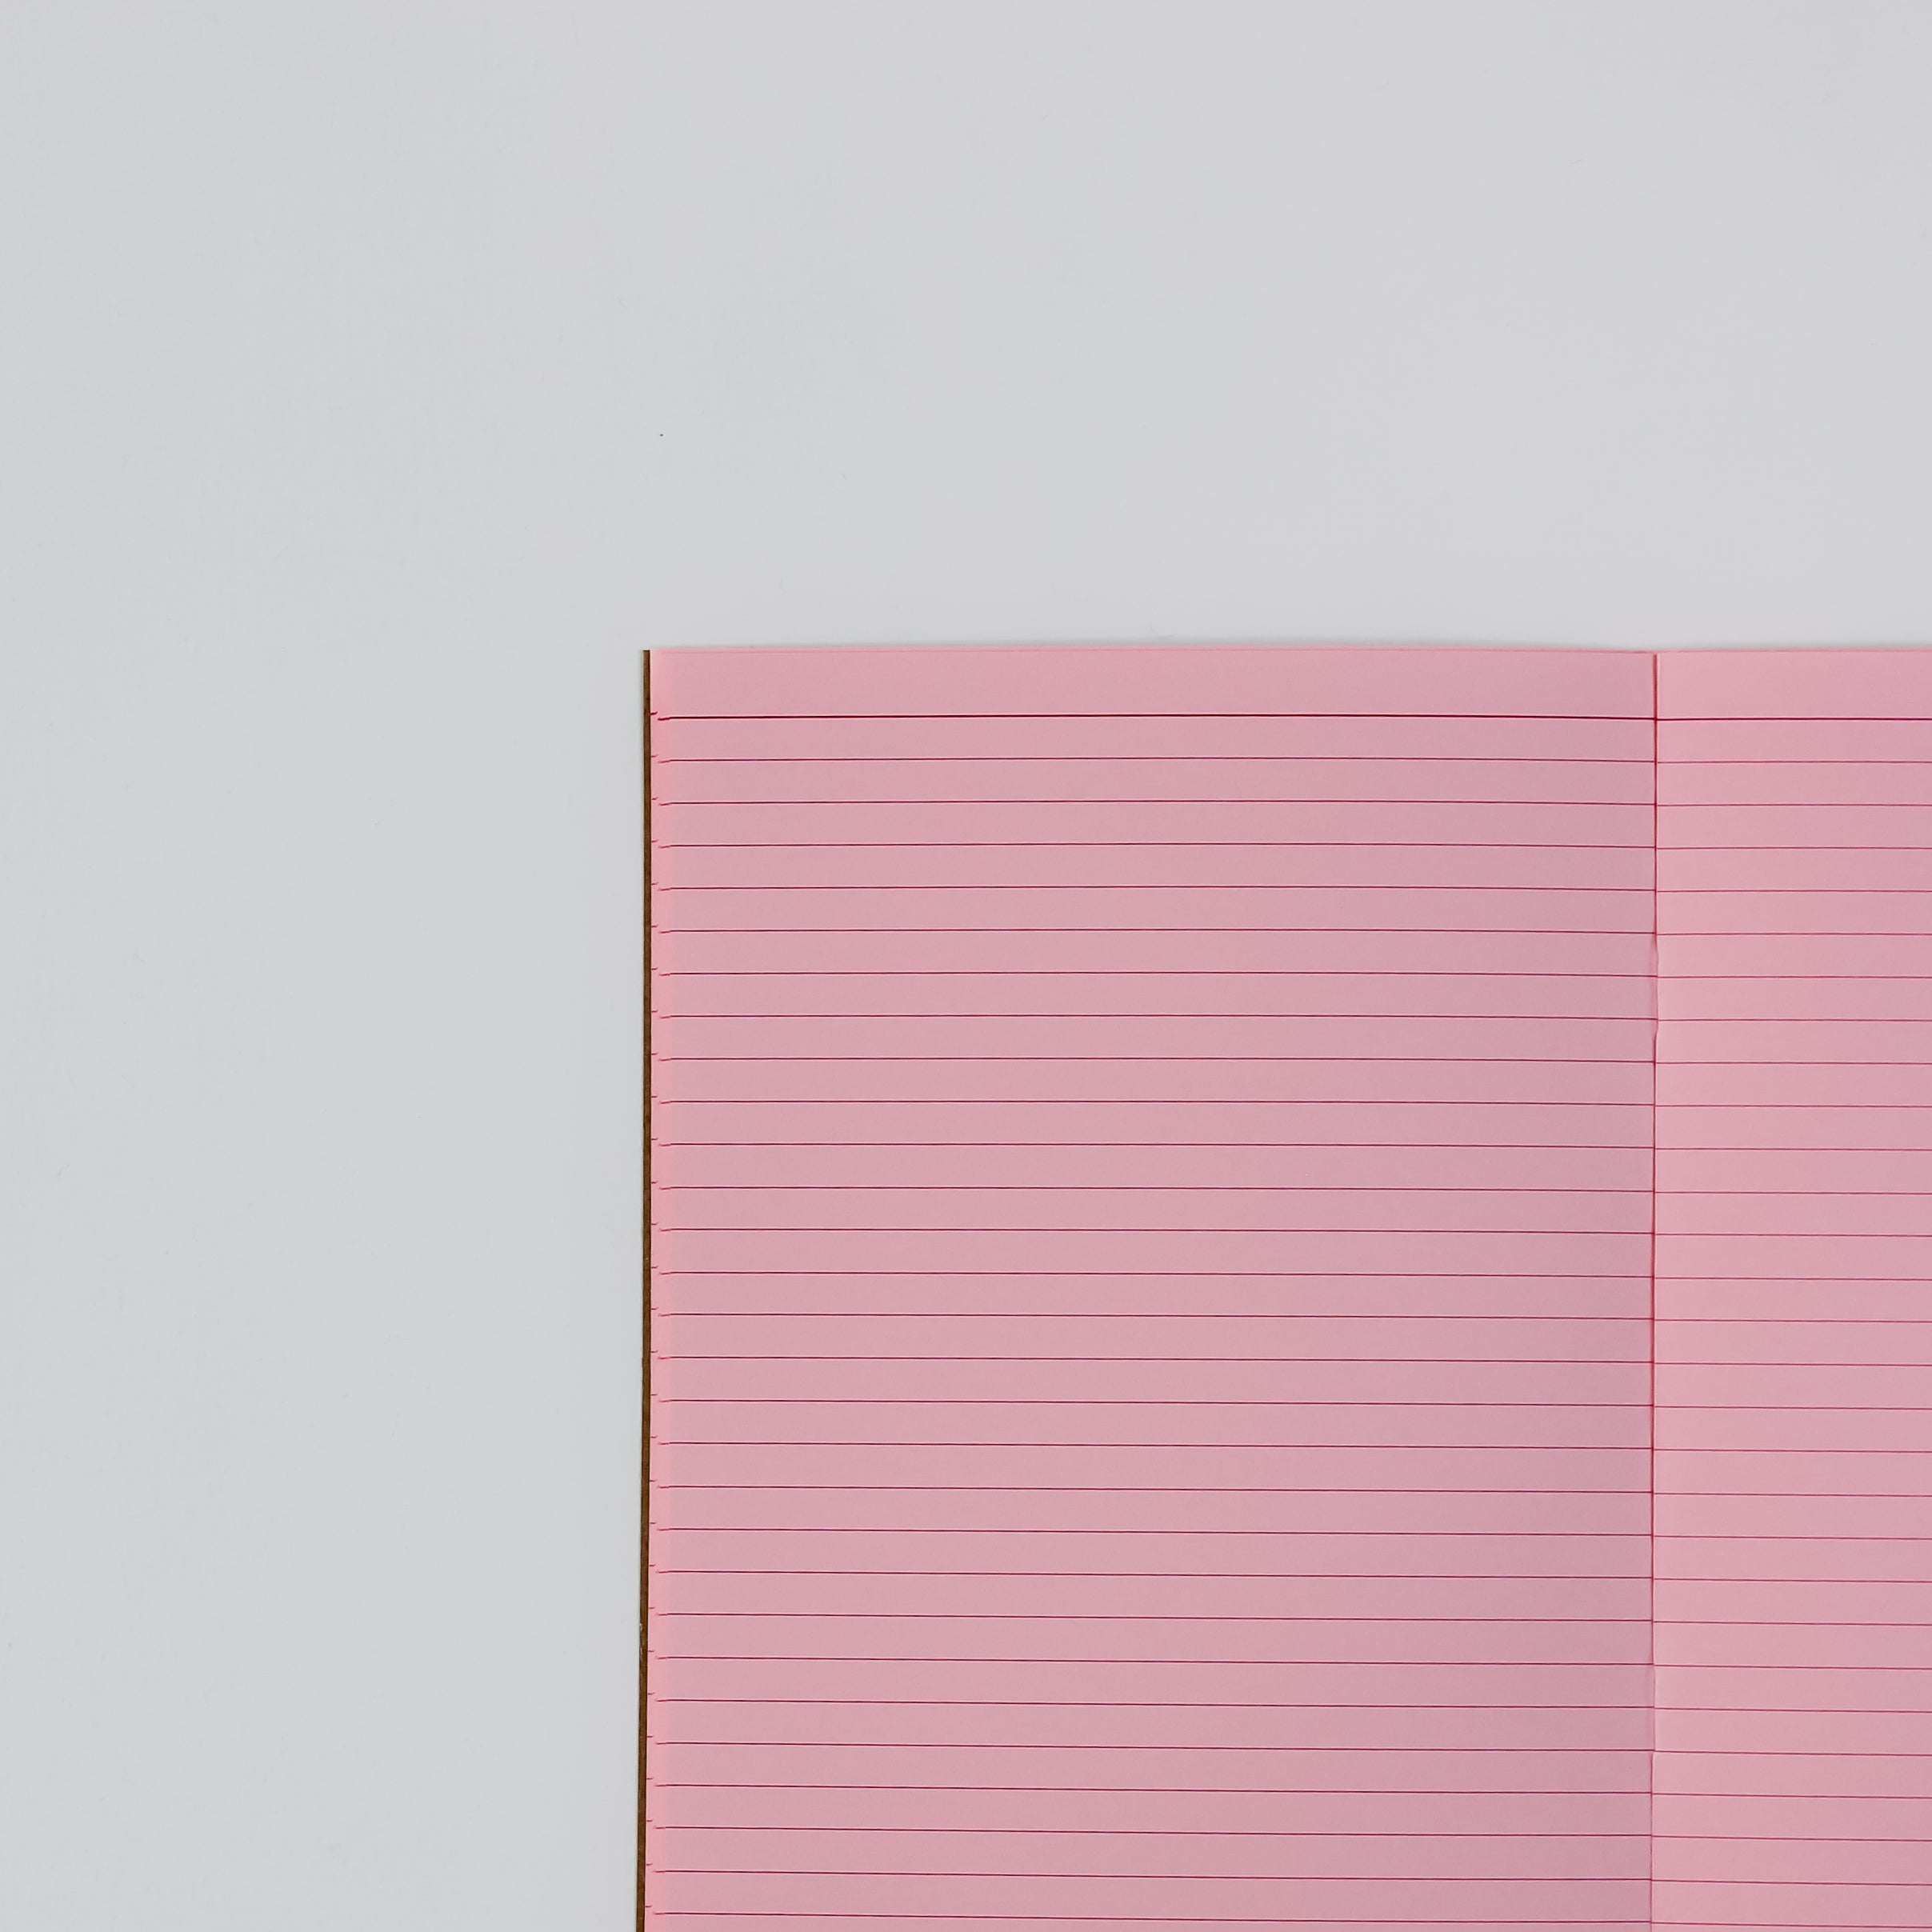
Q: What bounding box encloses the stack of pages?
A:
[645,644,1932,1932]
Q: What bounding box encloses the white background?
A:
[4,3,1932,1926]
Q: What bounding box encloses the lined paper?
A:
[646,646,1657,1931]
[1655,650,1932,1932]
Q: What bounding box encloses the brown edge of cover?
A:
[638,650,652,1932]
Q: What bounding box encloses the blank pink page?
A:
[1656,650,1932,1931]
[646,644,1656,1930]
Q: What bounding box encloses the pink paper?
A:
[648,646,1655,1930]
[647,644,1932,1930]
[1655,650,1932,1932]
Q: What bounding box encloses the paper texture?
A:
[1655,650,1932,1931]
[644,645,1932,1930]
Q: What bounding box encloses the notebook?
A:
[643,644,1932,1932]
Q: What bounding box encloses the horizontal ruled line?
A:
[1666,1021,1932,1030]
[656,1697,1645,1707]
[1666,1499,1932,1510]
[655,1570,1642,1580]
[1663,1562,1932,1571]
[658,1187,1651,1197]
[662,838,1654,850]
[1657,1358,1932,1367]
[658,1354,1649,1363]
[1649,1618,1932,1630]
[659,969,1658,978]
[654,1314,1653,1322]
[1654,1267,1932,1282]
[660,1654,1646,1669]
[658,1484,1647,1495]
[658,1014,1656,1023]
[657,1058,1654,1074]
[658,1398,1651,1408]
[1665,932,1932,940]
[1646,1749,1932,1759]
[650,1914,1640,1924]
[660,1649,1648,1662]
[659,1142,1655,1152]
[664,882,1650,893]
[664,927,1652,936]
[1653,1662,1932,1670]
[1667,843,1932,850]
[658,750,1655,763]
[658,1269,1650,1277]
[654,1866,1646,1880]
[1662,1194,1932,1202]
[1626,1878,1932,1890]
[1671,714,1932,723]
[656,1526,1642,1536]
[1657,1271,1932,1280]
[659,1823,1647,1838]
[656,1445,1646,1453]
[653,1782,1651,1794]
[1648,1923,1932,1931]
[664,797,1657,807]
[655,710,1650,722]
[1658,1401,1932,1410]
[645,1739,1640,1752]
[1654,1113,1932,1128]
[1660,1446,1932,1454]
[653,1610,1641,1622]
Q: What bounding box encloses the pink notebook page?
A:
[1655,650,1932,1932]
[646,645,1654,1931]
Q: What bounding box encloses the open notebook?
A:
[644,645,1932,1932]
